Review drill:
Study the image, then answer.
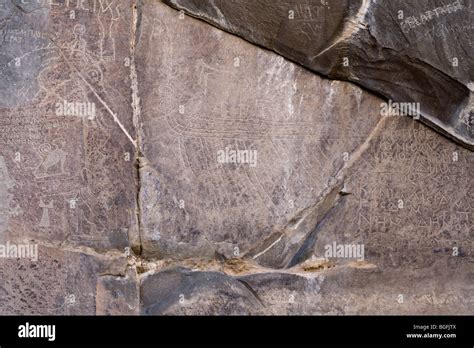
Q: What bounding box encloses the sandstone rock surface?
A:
[164,0,474,150]
[0,0,471,315]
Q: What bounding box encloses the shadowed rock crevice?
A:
[131,0,145,256]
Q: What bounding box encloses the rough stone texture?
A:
[0,0,139,251]
[96,268,140,315]
[0,245,127,315]
[0,0,138,314]
[0,0,472,315]
[140,267,262,315]
[163,0,474,150]
[136,1,383,268]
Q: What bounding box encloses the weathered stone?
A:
[0,0,471,316]
[140,266,262,315]
[135,0,473,315]
[137,257,472,314]
[311,117,473,272]
[136,0,383,268]
[0,245,127,315]
[0,1,138,251]
[96,268,140,315]
[163,0,474,150]
[0,0,138,314]
[305,116,474,314]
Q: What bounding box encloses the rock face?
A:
[136,0,383,269]
[0,0,472,315]
[164,0,474,150]
[0,0,138,314]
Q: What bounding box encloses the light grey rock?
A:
[135,0,383,268]
[163,0,474,150]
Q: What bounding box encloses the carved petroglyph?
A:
[135,1,384,268]
[165,0,474,149]
[38,199,54,228]
[0,0,471,316]
[97,0,122,61]
[34,143,68,179]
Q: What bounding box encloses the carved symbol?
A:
[70,24,87,56]
[98,0,120,61]
[39,199,54,228]
[34,143,68,179]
